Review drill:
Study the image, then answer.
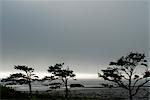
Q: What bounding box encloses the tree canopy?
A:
[47,63,76,98]
[1,65,39,95]
[98,52,150,100]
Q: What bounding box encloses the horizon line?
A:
[0,72,99,79]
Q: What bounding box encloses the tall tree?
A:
[1,65,39,96]
[47,63,76,99]
[98,52,150,100]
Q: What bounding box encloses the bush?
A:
[0,85,29,99]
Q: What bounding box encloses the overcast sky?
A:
[0,0,149,78]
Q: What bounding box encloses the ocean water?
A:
[1,79,102,91]
[68,79,102,87]
[1,79,149,92]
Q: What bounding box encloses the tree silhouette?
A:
[41,75,61,90]
[47,63,76,99]
[98,52,150,100]
[1,65,39,96]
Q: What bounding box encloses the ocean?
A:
[2,79,101,92]
[1,78,149,92]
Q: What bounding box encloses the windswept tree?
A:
[47,63,76,99]
[98,52,150,100]
[1,65,39,95]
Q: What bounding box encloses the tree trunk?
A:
[128,76,133,100]
[129,90,133,100]
[65,80,68,99]
[28,81,32,96]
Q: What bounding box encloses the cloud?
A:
[1,0,148,75]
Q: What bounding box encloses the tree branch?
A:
[132,80,150,96]
[131,78,142,91]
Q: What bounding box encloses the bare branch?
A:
[131,78,142,91]
[132,80,150,96]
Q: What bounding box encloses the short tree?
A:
[47,63,76,99]
[98,52,150,100]
[1,65,39,95]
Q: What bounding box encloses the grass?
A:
[0,85,30,99]
[0,85,128,100]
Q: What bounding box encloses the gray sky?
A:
[0,0,149,78]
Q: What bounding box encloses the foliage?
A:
[0,85,30,99]
[101,83,113,88]
[47,63,76,98]
[98,52,150,100]
[1,65,39,95]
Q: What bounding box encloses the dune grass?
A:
[1,85,126,100]
[1,85,149,100]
